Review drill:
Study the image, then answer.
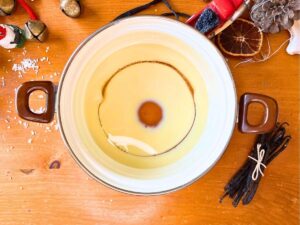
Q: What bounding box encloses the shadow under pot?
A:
[15,17,278,195]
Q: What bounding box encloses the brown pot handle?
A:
[15,81,56,123]
[238,93,278,134]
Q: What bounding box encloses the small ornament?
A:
[0,24,25,49]
[0,0,15,16]
[17,0,48,42]
[60,0,81,18]
[251,0,300,33]
[24,19,48,42]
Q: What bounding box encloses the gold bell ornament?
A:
[60,0,81,18]
[0,0,15,16]
[17,0,48,42]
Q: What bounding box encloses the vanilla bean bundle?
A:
[220,122,291,207]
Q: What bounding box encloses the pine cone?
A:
[251,0,300,33]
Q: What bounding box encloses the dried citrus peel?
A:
[217,18,263,57]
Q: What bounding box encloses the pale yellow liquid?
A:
[82,43,208,168]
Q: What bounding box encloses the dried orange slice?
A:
[217,18,263,57]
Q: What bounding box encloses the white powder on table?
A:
[12,58,39,75]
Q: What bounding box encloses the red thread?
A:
[0,26,7,40]
[17,0,38,20]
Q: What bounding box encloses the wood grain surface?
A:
[0,1,299,225]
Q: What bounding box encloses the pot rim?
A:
[56,16,237,195]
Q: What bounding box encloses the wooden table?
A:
[0,1,299,224]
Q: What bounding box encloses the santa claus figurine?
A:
[0,24,26,49]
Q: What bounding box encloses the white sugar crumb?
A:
[27,138,33,144]
[38,94,44,99]
[23,122,29,128]
[40,56,48,62]
[31,130,36,136]
[45,46,50,53]
[22,47,27,56]
[1,77,5,88]
[32,107,45,114]
[12,58,39,75]
[54,124,59,130]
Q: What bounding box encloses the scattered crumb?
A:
[22,47,27,56]
[23,122,29,128]
[7,146,14,152]
[20,169,35,175]
[27,138,33,144]
[49,160,61,169]
[40,56,48,62]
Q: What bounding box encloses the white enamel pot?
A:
[15,16,278,195]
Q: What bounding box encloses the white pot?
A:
[15,16,278,195]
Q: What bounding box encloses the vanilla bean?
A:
[113,0,178,21]
[161,0,178,19]
[160,12,191,19]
